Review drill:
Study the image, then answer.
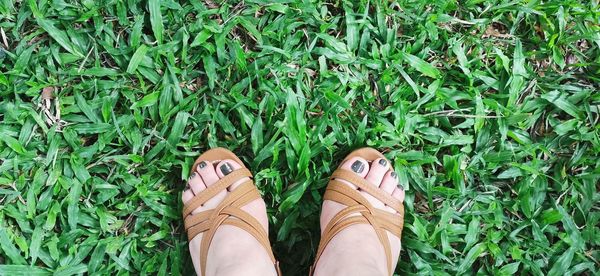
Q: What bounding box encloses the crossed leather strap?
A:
[182,150,280,276]
[311,151,404,276]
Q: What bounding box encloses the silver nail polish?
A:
[351,160,365,173]
[220,162,233,175]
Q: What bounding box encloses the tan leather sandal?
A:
[182,148,281,276]
[311,147,405,276]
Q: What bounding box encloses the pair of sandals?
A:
[182,147,405,276]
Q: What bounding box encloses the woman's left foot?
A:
[314,155,405,276]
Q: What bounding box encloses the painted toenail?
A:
[391,172,397,178]
[220,162,233,175]
[189,172,196,180]
[398,183,404,190]
[198,161,207,169]
[351,160,365,173]
[378,159,387,166]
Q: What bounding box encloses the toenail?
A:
[398,183,404,190]
[198,161,207,169]
[391,172,397,178]
[189,172,196,180]
[220,162,233,175]
[378,159,387,166]
[351,160,365,173]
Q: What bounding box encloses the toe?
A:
[379,170,398,194]
[197,161,219,186]
[365,158,389,186]
[189,172,206,195]
[215,159,246,191]
[182,189,194,203]
[340,157,369,176]
[196,160,227,207]
[339,157,369,189]
[392,186,405,203]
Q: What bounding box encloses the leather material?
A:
[312,148,404,276]
[182,148,280,276]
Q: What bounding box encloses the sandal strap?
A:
[182,168,252,218]
[325,182,403,234]
[312,169,404,276]
[184,180,258,239]
[331,170,403,213]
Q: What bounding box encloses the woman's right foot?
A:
[182,158,277,276]
[314,156,405,276]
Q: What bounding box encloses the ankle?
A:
[207,228,276,276]
[212,261,276,276]
[315,260,385,276]
[208,249,276,276]
[314,227,388,276]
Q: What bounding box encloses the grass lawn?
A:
[1,0,599,275]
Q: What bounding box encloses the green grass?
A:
[0,0,599,275]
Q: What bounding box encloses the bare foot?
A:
[314,156,405,276]
[182,158,277,276]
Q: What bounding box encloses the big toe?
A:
[339,157,369,188]
[215,159,247,190]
